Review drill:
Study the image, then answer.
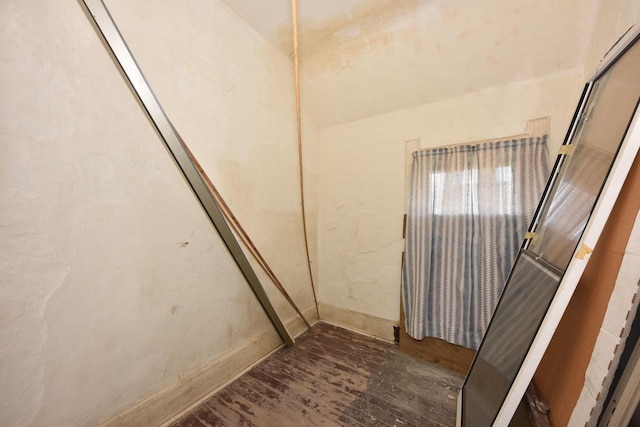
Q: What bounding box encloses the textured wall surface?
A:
[301,0,598,126]
[303,0,600,327]
[3,0,634,424]
[0,0,314,425]
[314,70,584,324]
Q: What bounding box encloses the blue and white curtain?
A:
[402,136,550,349]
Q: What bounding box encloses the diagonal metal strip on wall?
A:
[79,0,294,346]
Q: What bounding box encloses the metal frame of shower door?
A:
[494,100,640,426]
[492,26,640,425]
[457,24,640,427]
[455,79,595,427]
[457,98,640,427]
[79,0,294,347]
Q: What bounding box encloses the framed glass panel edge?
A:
[456,26,640,427]
[524,82,594,252]
[493,102,640,426]
[456,82,595,427]
[592,25,640,82]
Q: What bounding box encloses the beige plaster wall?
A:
[315,70,585,324]
[307,0,596,333]
[0,0,313,425]
[301,0,598,127]
[582,0,640,79]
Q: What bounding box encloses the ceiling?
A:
[218,0,598,126]
[217,0,379,55]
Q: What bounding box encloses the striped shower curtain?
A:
[402,136,549,349]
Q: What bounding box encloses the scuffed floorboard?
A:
[170,323,463,427]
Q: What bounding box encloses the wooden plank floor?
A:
[169,323,464,427]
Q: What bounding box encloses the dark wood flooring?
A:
[399,302,475,376]
[169,322,464,427]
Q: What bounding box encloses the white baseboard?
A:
[318,302,396,342]
[100,303,395,426]
[100,306,318,427]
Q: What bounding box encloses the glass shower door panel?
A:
[462,252,560,426]
[460,33,640,427]
[528,42,640,270]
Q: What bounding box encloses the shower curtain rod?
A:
[423,131,534,151]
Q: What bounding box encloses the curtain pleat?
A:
[402,136,550,349]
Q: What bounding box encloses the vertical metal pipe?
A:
[291,0,320,318]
